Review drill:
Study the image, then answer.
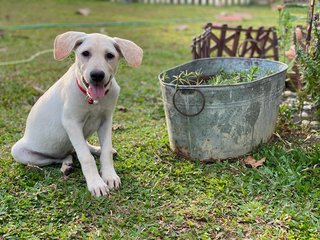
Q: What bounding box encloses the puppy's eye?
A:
[105,53,115,60]
[82,51,90,57]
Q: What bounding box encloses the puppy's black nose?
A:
[90,71,105,82]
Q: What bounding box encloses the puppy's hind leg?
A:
[11,139,64,166]
[60,155,74,176]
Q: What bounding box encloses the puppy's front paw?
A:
[102,170,121,190]
[87,177,109,197]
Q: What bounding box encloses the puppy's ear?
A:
[54,31,87,61]
[113,38,143,68]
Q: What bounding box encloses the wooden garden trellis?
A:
[191,23,279,60]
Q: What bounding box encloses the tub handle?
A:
[172,88,205,117]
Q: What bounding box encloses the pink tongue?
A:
[88,85,105,100]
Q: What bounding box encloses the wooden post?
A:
[306,0,315,51]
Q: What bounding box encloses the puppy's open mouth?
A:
[82,76,112,100]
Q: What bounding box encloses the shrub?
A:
[296,13,320,118]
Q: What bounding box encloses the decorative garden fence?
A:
[191,23,279,60]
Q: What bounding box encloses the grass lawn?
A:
[0,0,319,239]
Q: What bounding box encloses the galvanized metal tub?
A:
[159,57,288,161]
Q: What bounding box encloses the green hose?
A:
[0,16,297,30]
[0,49,53,66]
[0,21,151,30]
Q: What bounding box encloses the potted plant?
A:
[159,57,287,161]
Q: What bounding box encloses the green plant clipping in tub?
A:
[161,66,275,86]
[159,58,288,161]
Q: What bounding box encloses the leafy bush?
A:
[276,5,297,63]
[296,13,320,118]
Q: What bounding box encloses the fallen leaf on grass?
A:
[33,86,45,95]
[117,105,127,112]
[112,124,124,131]
[26,163,43,171]
[75,8,91,16]
[175,24,188,31]
[243,156,266,168]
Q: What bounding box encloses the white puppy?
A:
[11,31,143,197]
